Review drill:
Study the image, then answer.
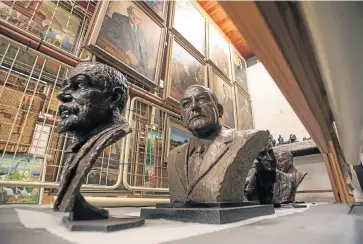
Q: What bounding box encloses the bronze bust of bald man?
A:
[167,85,269,203]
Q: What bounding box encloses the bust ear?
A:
[111,87,123,107]
[217,104,224,118]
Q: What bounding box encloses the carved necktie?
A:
[188,142,207,185]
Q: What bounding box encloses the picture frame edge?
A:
[85,1,166,89]
[230,43,250,95]
[208,66,236,129]
[164,34,208,104]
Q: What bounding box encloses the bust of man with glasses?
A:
[167,85,269,204]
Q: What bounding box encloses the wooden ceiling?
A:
[197,1,254,59]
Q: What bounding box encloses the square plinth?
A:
[62,216,145,232]
[140,204,274,224]
[155,201,259,209]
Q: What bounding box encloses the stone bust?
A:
[54,62,131,221]
[167,85,269,203]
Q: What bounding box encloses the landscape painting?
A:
[173,0,205,55]
[209,70,235,128]
[0,152,42,204]
[167,119,192,157]
[236,88,253,129]
[168,39,205,102]
[209,23,230,78]
[232,48,248,92]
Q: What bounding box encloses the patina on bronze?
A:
[245,143,308,205]
[54,62,144,229]
[244,143,276,204]
[167,85,270,203]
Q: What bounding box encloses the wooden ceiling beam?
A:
[197,0,254,59]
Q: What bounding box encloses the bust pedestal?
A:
[141,202,274,224]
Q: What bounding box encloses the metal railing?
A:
[123,96,180,192]
[0,0,96,60]
[0,34,128,190]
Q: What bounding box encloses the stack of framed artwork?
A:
[0,1,95,58]
[165,0,253,130]
[84,1,254,172]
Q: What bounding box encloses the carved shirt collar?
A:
[65,123,122,153]
[188,127,221,156]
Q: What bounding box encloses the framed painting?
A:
[0,35,69,83]
[38,1,83,54]
[231,46,248,92]
[165,35,207,103]
[0,152,42,204]
[165,117,192,158]
[144,1,167,21]
[0,1,83,55]
[209,67,236,128]
[170,0,206,56]
[87,1,165,87]
[235,86,254,130]
[208,22,231,79]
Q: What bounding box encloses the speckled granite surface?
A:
[273,139,317,153]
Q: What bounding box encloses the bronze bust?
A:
[54,62,131,221]
[167,85,269,203]
[245,141,307,205]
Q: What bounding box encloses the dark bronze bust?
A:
[54,62,131,221]
[245,143,307,205]
[278,135,284,145]
[288,134,298,143]
[167,85,269,203]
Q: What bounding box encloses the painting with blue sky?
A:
[0,152,42,204]
[169,127,192,152]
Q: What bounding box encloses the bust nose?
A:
[190,105,200,114]
[57,90,72,103]
[190,98,201,110]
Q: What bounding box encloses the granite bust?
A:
[54,62,131,221]
[167,85,269,203]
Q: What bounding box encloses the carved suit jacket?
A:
[167,128,269,203]
[54,122,131,212]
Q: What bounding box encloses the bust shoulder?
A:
[220,128,268,141]
[167,143,189,161]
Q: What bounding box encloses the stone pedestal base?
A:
[141,203,274,224]
[349,202,363,215]
[62,216,145,232]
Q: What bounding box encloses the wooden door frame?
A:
[219,1,354,205]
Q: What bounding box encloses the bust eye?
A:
[181,101,191,109]
[198,96,209,103]
[77,81,88,89]
[74,76,89,90]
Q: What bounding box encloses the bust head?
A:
[180,85,223,138]
[127,6,141,27]
[256,143,276,172]
[57,62,129,139]
[289,134,297,143]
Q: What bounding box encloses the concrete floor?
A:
[0,204,362,244]
[0,208,72,244]
[167,204,362,244]
[0,154,359,243]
